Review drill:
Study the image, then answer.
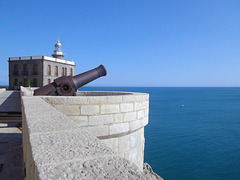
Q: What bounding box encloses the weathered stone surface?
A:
[100,104,119,114]
[143,163,164,180]
[118,134,130,152]
[137,110,145,119]
[30,130,114,166]
[68,116,88,126]
[89,115,114,125]
[120,103,134,112]
[20,88,163,180]
[54,105,80,116]
[85,125,109,137]
[130,120,142,131]
[38,157,149,180]
[123,112,137,122]
[114,113,123,123]
[109,123,129,135]
[81,105,99,115]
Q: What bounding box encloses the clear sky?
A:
[0,0,239,87]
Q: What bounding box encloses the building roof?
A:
[8,56,75,66]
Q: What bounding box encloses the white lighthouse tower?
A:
[52,39,65,59]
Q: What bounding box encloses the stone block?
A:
[144,108,149,116]
[141,116,149,127]
[88,96,107,104]
[134,102,142,111]
[142,101,149,109]
[101,104,119,114]
[81,105,99,115]
[142,94,149,101]
[88,115,114,125]
[120,103,134,112]
[66,96,89,105]
[123,112,137,122]
[69,116,88,126]
[118,135,130,152]
[114,113,123,123]
[134,95,143,101]
[130,131,140,148]
[122,95,135,102]
[54,105,80,116]
[124,148,138,165]
[85,125,109,137]
[109,123,129,135]
[107,96,122,103]
[137,110,145,119]
[130,120,142,131]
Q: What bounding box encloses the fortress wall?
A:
[20,87,161,180]
[41,91,149,170]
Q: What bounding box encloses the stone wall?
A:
[0,88,6,94]
[42,91,149,170]
[20,87,162,180]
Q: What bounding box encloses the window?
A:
[48,79,51,84]
[65,68,67,76]
[14,79,18,86]
[14,65,18,75]
[24,78,28,87]
[33,64,37,75]
[48,65,51,76]
[33,79,37,87]
[55,66,58,76]
[62,67,64,76]
[70,68,73,76]
[23,64,28,75]
[24,64,27,72]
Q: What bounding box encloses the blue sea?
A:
[80,87,240,180]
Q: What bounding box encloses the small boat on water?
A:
[180,104,184,107]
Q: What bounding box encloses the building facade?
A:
[8,40,75,90]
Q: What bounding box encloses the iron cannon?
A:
[34,65,107,96]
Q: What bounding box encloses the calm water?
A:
[80,87,240,180]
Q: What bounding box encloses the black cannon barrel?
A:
[34,65,107,96]
[72,65,107,90]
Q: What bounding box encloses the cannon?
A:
[34,65,107,96]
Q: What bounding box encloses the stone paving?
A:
[0,91,21,113]
[0,90,24,179]
[0,122,24,180]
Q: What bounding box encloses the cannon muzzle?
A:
[34,65,107,96]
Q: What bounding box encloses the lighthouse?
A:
[52,39,65,59]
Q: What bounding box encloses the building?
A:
[8,39,75,90]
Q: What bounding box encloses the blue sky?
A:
[0,0,240,87]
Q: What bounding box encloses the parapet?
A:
[21,87,163,180]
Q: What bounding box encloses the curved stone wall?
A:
[42,91,149,170]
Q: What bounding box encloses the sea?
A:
[80,87,240,180]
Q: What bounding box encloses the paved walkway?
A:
[0,91,23,180]
[0,91,21,113]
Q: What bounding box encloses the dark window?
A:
[24,78,28,87]
[65,68,67,76]
[23,64,28,75]
[48,65,51,76]
[33,79,37,87]
[14,79,18,86]
[33,64,37,75]
[62,67,64,76]
[55,66,58,76]
[14,65,19,75]
[70,68,73,76]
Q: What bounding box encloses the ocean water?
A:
[80,87,240,180]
